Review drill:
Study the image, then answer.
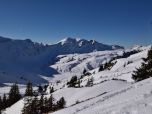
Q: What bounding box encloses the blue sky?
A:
[0,0,152,47]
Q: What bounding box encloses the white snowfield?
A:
[1,36,152,114]
[52,78,152,114]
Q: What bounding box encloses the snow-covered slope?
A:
[0,36,134,86]
[3,36,152,114]
[52,77,152,114]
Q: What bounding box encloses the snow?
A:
[0,36,151,114]
[51,78,152,114]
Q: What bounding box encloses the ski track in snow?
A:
[69,80,152,114]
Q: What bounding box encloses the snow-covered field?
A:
[0,36,151,114]
[52,77,152,114]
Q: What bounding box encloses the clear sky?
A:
[0,0,152,47]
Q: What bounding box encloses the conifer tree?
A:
[22,96,32,114]
[8,83,21,106]
[90,77,94,86]
[43,97,48,113]
[25,81,33,96]
[104,62,108,69]
[99,64,103,72]
[86,79,91,87]
[69,76,77,87]
[78,79,81,88]
[0,96,2,114]
[38,85,43,93]
[44,84,49,92]
[39,94,44,113]
[50,87,54,94]
[31,95,39,114]
[83,69,86,74]
[57,97,66,109]
[22,81,34,114]
[2,93,7,108]
[47,94,56,111]
[132,46,152,82]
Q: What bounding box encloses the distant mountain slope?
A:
[52,38,125,54]
[0,36,145,85]
[4,44,152,114]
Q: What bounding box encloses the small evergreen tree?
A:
[43,97,48,113]
[50,87,54,94]
[39,94,44,113]
[2,93,7,108]
[44,84,49,92]
[38,85,43,93]
[47,94,56,111]
[78,79,81,88]
[104,62,108,69]
[25,81,33,96]
[86,77,94,87]
[86,79,91,87]
[69,76,77,87]
[0,96,2,114]
[57,97,66,109]
[90,77,94,86]
[22,96,32,114]
[99,64,103,72]
[83,69,86,74]
[124,62,126,67]
[31,95,39,114]
[132,46,152,82]
[8,83,21,106]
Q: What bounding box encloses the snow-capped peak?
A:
[58,37,85,45]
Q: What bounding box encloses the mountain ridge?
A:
[0,36,146,86]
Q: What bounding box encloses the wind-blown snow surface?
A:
[3,39,152,114]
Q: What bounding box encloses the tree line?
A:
[22,82,66,114]
[0,81,66,114]
[0,83,21,113]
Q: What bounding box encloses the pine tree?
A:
[0,96,2,114]
[78,79,81,88]
[104,62,108,69]
[99,64,103,72]
[86,79,91,87]
[83,69,86,74]
[69,76,77,87]
[39,94,44,113]
[25,81,33,96]
[2,93,7,108]
[44,84,49,92]
[50,87,54,94]
[124,62,126,67]
[57,97,66,109]
[43,97,48,113]
[38,85,43,93]
[8,83,21,106]
[31,95,39,114]
[132,46,152,82]
[22,81,34,114]
[22,96,32,114]
[90,77,94,86]
[47,94,56,111]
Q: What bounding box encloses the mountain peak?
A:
[58,37,85,45]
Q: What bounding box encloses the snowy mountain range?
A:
[0,36,151,114]
[0,36,133,86]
